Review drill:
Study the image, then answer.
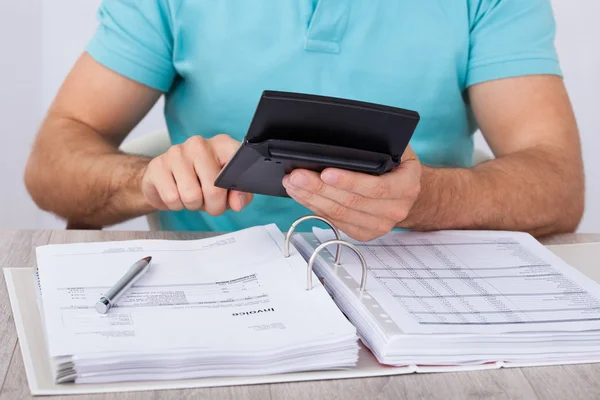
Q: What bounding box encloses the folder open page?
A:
[291,229,600,366]
[33,224,358,384]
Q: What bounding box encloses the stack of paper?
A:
[34,224,358,384]
[293,229,600,369]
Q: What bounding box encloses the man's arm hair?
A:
[400,75,584,237]
[24,53,162,227]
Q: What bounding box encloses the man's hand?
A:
[282,146,421,241]
[25,53,255,227]
[142,134,253,215]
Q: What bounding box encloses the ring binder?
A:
[284,215,342,264]
[306,239,368,291]
[285,215,369,291]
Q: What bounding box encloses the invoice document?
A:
[314,229,600,335]
[35,224,357,383]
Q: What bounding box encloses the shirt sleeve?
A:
[85,0,176,92]
[466,0,562,87]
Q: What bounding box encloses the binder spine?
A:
[284,215,368,291]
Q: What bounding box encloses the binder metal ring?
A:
[307,239,368,291]
[284,215,342,265]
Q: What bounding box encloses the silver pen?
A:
[95,256,152,314]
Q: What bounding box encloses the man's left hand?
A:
[282,146,421,241]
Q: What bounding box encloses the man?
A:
[24,1,584,241]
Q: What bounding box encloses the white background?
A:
[0,0,598,232]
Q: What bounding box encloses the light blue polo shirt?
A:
[86,0,562,232]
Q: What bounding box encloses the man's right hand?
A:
[141,134,253,215]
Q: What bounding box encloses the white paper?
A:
[35,224,358,383]
[314,229,600,334]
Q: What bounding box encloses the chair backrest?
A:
[119,130,171,158]
[472,148,494,165]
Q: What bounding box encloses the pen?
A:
[95,256,152,314]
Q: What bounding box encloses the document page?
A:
[36,225,356,359]
[314,229,600,334]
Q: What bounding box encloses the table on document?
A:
[315,230,600,331]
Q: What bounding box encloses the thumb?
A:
[209,134,242,166]
[401,144,419,162]
[228,190,254,212]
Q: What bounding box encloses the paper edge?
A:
[3,269,499,395]
[3,268,413,395]
[3,268,40,395]
[546,242,600,249]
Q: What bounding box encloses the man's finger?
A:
[284,169,406,220]
[319,168,395,199]
[147,166,184,211]
[209,134,242,166]
[210,134,248,211]
[142,181,169,210]
[286,186,393,232]
[170,150,204,210]
[285,170,353,210]
[228,190,253,212]
[401,144,419,162]
[287,190,392,242]
[320,159,420,199]
[325,217,388,242]
[187,138,228,216]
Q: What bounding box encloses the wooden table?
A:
[1,229,599,400]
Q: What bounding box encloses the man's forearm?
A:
[400,146,585,237]
[25,116,154,227]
